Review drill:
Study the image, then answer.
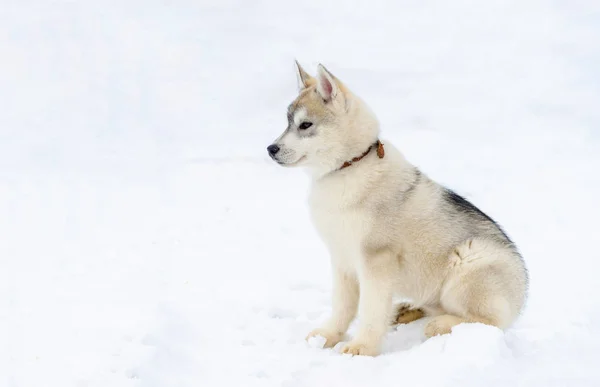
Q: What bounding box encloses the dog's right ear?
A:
[295,60,314,91]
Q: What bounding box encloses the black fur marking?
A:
[444,188,513,243]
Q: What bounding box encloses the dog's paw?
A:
[340,341,379,356]
[305,328,343,348]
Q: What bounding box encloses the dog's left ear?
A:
[316,64,341,102]
[295,60,315,91]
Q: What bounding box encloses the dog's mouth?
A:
[276,155,306,167]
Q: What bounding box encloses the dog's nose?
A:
[267,144,280,156]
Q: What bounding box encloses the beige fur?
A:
[268,61,528,356]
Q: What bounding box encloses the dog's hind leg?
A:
[424,238,527,338]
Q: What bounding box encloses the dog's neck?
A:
[335,140,385,172]
[306,139,386,181]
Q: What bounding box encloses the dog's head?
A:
[267,61,379,175]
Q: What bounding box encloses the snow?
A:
[306,335,327,350]
[1,1,600,386]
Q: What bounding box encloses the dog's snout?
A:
[267,144,280,156]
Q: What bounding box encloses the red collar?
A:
[337,140,385,171]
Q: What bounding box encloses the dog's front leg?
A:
[306,268,359,348]
[341,250,395,356]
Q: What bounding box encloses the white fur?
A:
[293,108,307,126]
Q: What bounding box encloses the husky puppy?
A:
[267,61,528,356]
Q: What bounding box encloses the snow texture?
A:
[2,1,600,386]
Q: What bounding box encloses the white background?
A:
[1,1,599,386]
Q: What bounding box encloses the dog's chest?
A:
[308,183,370,269]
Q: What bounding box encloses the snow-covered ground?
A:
[2,1,600,386]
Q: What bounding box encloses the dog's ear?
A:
[295,60,314,91]
[316,64,340,102]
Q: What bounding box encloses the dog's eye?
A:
[298,122,313,130]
